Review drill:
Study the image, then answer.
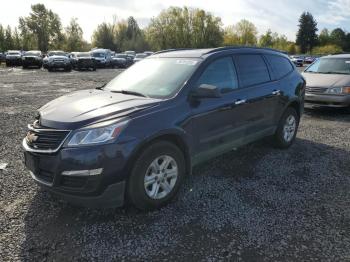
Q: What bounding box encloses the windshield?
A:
[25,51,41,56]
[77,52,91,58]
[105,58,200,98]
[305,58,350,74]
[116,54,127,58]
[48,51,66,57]
[92,52,105,58]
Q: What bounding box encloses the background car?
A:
[290,55,304,67]
[302,54,350,108]
[71,52,96,71]
[304,56,316,64]
[124,50,136,58]
[91,48,113,68]
[0,52,5,63]
[144,51,154,57]
[133,53,147,63]
[113,53,133,68]
[22,50,43,69]
[5,50,22,67]
[44,51,72,72]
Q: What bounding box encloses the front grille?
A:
[305,86,328,94]
[53,58,65,63]
[26,123,70,151]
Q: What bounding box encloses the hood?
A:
[38,89,160,130]
[6,54,21,58]
[24,55,41,59]
[302,72,350,88]
[49,55,68,59]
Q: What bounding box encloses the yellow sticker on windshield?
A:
[176,60,198,66]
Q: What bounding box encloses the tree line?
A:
[0,4,349,55]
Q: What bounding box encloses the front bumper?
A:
[22,139,135,208]
[6,58,22,66]
[47,63,71,69]
[305,93,350,107]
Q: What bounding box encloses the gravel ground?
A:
[0,66,349,261]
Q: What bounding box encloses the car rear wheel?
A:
[127,141,186,211]
[272,107,299,149]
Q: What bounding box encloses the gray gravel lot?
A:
[0,66,350,261]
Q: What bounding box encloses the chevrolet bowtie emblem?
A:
[26,132,38,143]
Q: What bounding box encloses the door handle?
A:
[234,99,247,105]
[272,90,281,95]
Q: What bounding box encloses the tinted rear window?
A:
[235,55,270,87]
[266,55,293,79]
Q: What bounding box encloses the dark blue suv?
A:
[23,47,305,210]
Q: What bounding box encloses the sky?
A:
[1,0,350,42]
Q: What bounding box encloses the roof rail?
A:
[204,46,286,55]
[153,48,195,55]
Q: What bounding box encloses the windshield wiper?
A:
[321,71,350,75]
[111,90,148,98]
[95,83,106,90]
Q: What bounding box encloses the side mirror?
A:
[191,84,221,98]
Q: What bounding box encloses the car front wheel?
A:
[127,141,186,211]
[273,107,299,149]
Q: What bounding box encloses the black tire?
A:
[272,107,299,149]
[48,67,53,72]
[22,65,27,69]
[65,67,72,72]
[127,141,186,211]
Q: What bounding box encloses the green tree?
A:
[4,26,14,51]
[92,22,115,50]
[319,28,331,46]
[64,18,87,51]
[146,7,223,50]
[18,18,36,50]
[296,12,318,53]
[117,17,149,52]
[20,4,64,51]
[0,25,5,51]
[330,28,346,50]
[13,28,21,50]
[259,29,274,47]
[312,44,342,55]
[235,19,258,45]
[223,19,257,46]
[345,33,350,52]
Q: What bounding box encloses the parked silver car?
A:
[302,54,350,108]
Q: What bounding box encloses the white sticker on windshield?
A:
[176,60,198,66]
[345,61,350,64]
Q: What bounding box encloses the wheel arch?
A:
[125,131,192,179]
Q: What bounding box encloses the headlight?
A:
[326,87,342,94]
[67,120,129,146]
[342,87,350,94]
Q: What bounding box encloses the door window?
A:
[265,55,293,79]
[196,57,238,93]
[235,55,270,87]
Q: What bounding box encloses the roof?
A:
[152,46,286,59]
[324,54,350,59]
